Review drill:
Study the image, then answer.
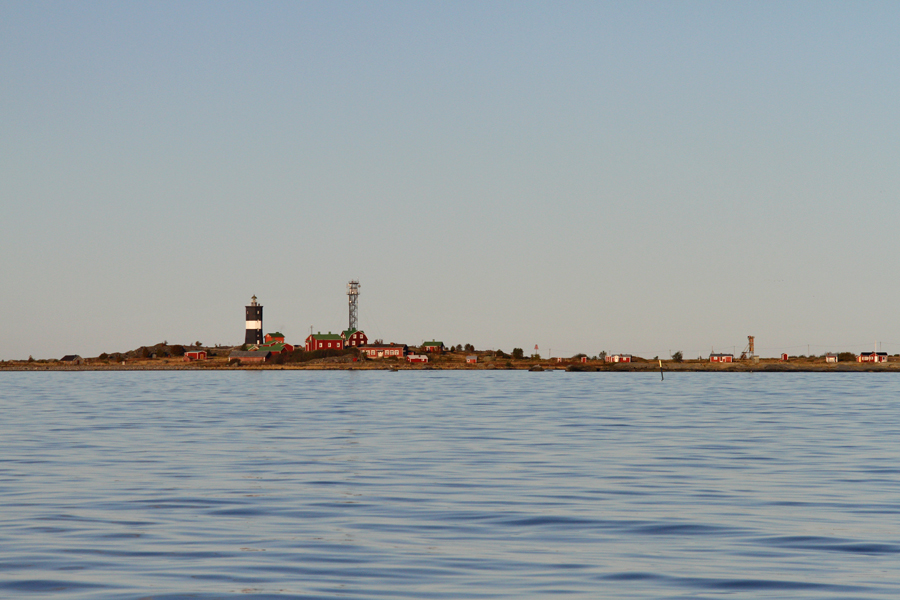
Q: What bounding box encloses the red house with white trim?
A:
[360,344,408,359]
[858,352,888,363]
[710,353,733,363]
[306,333,344,352]
[605,354,632,363]
[341,328,368,348]
[184,350,207,361]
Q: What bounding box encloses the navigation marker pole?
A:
[659,359,664,381]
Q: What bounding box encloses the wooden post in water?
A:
[659,359,664,381]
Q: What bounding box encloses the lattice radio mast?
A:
[347,280,360,331]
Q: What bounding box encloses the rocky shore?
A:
[3,356,898,372]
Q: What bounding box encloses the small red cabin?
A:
[605,354,632,363]
[423,341,444,353]
[184,350,207,361]
[710,353,733,363]
[858,352,887,363]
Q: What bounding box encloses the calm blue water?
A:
[1,371,898,599]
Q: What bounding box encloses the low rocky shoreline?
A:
[3,359,898,373]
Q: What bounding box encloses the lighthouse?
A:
[245,295,263,345]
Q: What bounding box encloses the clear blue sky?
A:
[2,1,898,360]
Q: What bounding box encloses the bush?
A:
[671,351,683,362]
[838,352,856,362]
[464,343,475,352]
[512,348,524,359]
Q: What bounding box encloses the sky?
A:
[2,1,899,361]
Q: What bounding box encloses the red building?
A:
[341,328,368,348]
[407,354,428,363]
[183,350,207,362]
[230,350,272,364]
[423,341,444,353]
[858,352,888,363]
[361,344,408,358]
[710,353,733,363]
[265,332,285,343]
[306,333,344,352]
[258,342,294,354]
[605,354,632,363]
[466,355,477,364]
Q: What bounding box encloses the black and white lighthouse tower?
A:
[245,295,263,345]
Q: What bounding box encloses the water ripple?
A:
[1,371,899,598]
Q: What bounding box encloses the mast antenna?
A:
[347,280,360,330]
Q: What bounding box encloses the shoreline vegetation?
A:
[4,346,900,372]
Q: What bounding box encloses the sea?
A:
[1,370,898,599]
